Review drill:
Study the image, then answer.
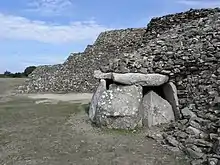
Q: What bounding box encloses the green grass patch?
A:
[0,97,89,127]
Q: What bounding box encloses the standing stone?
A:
[141,91,175,128]
[112,73,169,86]
[89,79,106,122]
[94,85,143,130]
[163,82,181,120]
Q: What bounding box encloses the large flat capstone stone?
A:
[89,79,106,122]
[112,73,169,86]
[141,91,175,128]
[94,70,112,79]
[94,85,143,130]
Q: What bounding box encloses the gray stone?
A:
[94,70,112,79]
[141,91,175,128]
[214,97,220,104]
[145,129,163,141]
[208,158,218,165]
[210,133,218,140]
[165,135,179,147]
[181,107,197,119]
[94,85,143,130]
[191,159,206,165]
[212,138,220,155]
[178,131,188,139]
[185,146,204,159]
[164,145,180,152]
[89,79,106,122]
[163,82,181,120]
[112,73,169,86]
[194,139,213,148]
[189,120,201,130]
[186,126,201,136]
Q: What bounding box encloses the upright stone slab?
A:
[89,79,106,122]
[141,91,175,128]
[163,82,181,120]
[94,85,143,130]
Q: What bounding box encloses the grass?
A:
[0,97,91,165]
[0,78,26,94]
[0,98,88,125]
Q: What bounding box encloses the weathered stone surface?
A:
[94,70,112,79]
[89,79,106,122]
[208,158,218,165]
[190,159,206,165]
[184,145,204,159]
[94,85,142,130]
[213,97,220,104]
[112,73,169,86]
[181,107,197,119]
[165,135,179,147]
[163,82,181,120]
[210,134,218,140]
[141,91,175,127]
[212,138,220,155]
[193,139,213,148]
[186,126,201,136]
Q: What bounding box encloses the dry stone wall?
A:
[100,8,220,165]
[17,28,146,93]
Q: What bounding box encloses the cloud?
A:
[0,13,112,44]
[177,0,220,8]
[26,0,74,16]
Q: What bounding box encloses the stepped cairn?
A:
[17,8,220,165]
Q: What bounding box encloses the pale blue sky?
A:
[0,0,220,73]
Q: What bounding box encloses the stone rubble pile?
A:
[17,28,146,93]
[99,8,220,164]
[89,70,177,130]
[17,64,62,93]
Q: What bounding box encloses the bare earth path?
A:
[0,78,189,165]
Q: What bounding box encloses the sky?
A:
[0,0,220,73]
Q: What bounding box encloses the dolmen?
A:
[89,70,180,130]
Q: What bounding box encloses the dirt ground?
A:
[0,78,190,165]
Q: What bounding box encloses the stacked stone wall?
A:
[18,28,146,93]
[100,8,220,164]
